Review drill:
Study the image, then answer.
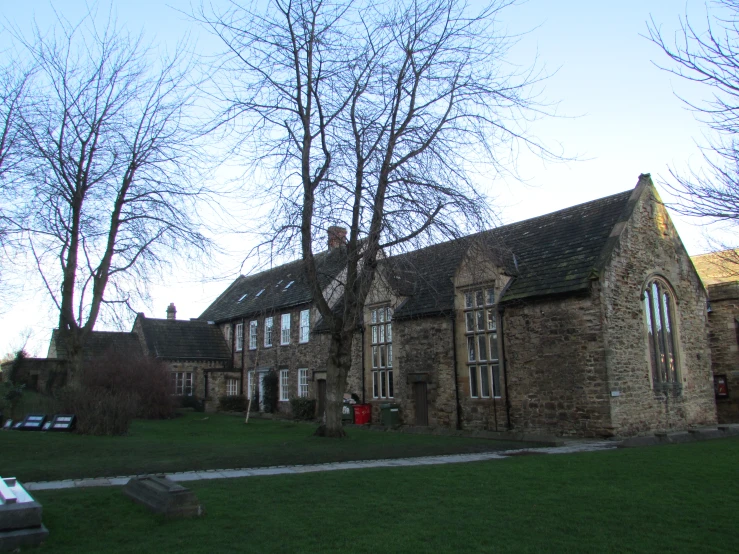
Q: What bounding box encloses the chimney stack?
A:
[327,226,347,249]
[166,303,177,320]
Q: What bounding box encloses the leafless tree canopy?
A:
[201,0,557,435]
[5,12,212,361]
[648,1,739,237]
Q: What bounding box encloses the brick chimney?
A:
[166,303,177,320]
[327,226,347,249]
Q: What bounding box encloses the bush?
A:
[180,395,205,412]
[262,370,279,413]
[58,386,137,436]
[81,350,176,420]
[290,397,316,420]
[219,395,247,412]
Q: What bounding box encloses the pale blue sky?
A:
[0,1,727,355]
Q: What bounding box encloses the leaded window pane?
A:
[480,365,490,397]
[387,323,392,342]
[475,290,484,308]
[372,326,378,344]
[466,312,475,332]
[388,371,394,398]
[489,333,499,361]
[372,346,378,368]
[486,288,495,305]
[379,309,385,323]
[468,337,476,362]
[388,345,393,367]
[492,363,501,397]
[381,370,387,397]
[465,292,473,309]
[373,371,378,398]
[379,325,385,343]
[386,307,393,321]
[380,345,386,368]
[476,310,485,331]
[470,367,479,397]
[487,310,496,331]
[478,334,487,361]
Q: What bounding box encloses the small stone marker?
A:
[0,477,49,552]
[48,414,76,432]
[123,476,203,518]
[20,414,47,431]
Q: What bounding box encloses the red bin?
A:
[353,404,371,425]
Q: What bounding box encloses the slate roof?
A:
[48,329,143,360]
[199,248,347,323]
[136,316,231,360]
[386,187,636,320]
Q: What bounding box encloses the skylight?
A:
[255,288,265,297]
[238,294,248,302]
[284,281,295,290]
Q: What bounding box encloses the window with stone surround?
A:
[235,323,243,352]
[171,372,193,396]
[299,309,310,343]
[465,288,501,398]
[265,317,273,347]
[279,369,289,401]
[249,320,257,350]
[226,378,239,396]
[371,306,393,399]
[643,277,680,389]
[281,313,291,345]
[298,368,309,397]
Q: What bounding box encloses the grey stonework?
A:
[200,176,719,438]
[704,283,739,422]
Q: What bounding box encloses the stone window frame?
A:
[171,371,193,396]
[226,378,240,396]
[249,320,258,350]
[265,317,273,347]
[370,305,393,399]
[279,369,289,401]
[463,287,501,399]
[281,313,291,345]
[235,323,244,352]
[298,368,309,397]
[642,275,682,391]
[299,309,310,343]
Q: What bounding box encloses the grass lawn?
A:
[26,437,739,553]
[0,412,532,482]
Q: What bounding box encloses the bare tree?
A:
[10,12,211,373]
[648,1,739,261]
[202,0,557,436]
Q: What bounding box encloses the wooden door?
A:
[413,382,428,426]
[317,379,327,418]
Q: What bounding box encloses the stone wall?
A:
[503,292,612,437]
[706,282,739,422]
[601,184,717,436]
[393,316,458,428]
[0,358,69,394]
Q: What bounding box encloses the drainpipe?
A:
[451,313,462,431]
[498,307,512,430]
[240,318,245,395]
[361,326,366,404]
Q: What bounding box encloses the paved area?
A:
[24,440,617,492]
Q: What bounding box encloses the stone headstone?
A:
[0,477,49,552]
[123,476,203,518]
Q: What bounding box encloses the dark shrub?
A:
[58,386,137,436]
[262,370,279,413]
[290,397,316,420]
[80,350,176,420]
[219,395,247,412]
[181,395,205,412]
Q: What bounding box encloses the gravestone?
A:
[123,476,203,518]
[0,477,49,552]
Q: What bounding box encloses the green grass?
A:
[0,412,531,482]
[27,438,739,553]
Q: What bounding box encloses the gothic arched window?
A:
[643,278,680,387]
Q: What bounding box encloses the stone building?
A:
[200,174,718,437]
[199,243,349,416]
[692,250,739,423]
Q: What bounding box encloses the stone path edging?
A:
[24,440,616,492]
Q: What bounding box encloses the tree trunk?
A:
[314,331,353,438]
